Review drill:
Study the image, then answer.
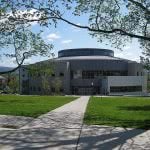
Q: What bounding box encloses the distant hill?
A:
[0,66,13,72]
[0,66,19,74]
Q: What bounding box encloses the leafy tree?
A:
[2,0,149,48]
[27,61,54,95]
[7,75,19,93]
[52,77,62,94]
[0,1,53,74]
[1,0,150,66]
[41,76,51,95]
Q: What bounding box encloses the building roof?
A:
[55,55,134,62]
[58,48,114,58]
[26,48,138,66]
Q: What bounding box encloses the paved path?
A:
[0,96,150,150]
[0,96,90,150]
[0,115,33,129]
[22,96,89,129]
[78,125,150,150]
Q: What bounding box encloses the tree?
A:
[28,61,54,95]
[2,0,149,47]
[41,76,51,95]
[7,74,19,93]
[0,1,53,74]
[1,0,150,65]
[52,77,62,94]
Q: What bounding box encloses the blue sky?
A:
[0,8,143,67]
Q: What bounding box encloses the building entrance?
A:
[72,86,100,95]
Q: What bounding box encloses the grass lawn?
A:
[84,96,150,129]
[0,95,76,117]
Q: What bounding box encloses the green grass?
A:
[84,96,150,129]
[0,95,76,117]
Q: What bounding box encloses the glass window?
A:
[51,87,55,92]
[110,86,142,92]
[38,87,41,91]
[59,72,64,76]
[33,86,36,91]
[51,73,55,77]
[30,87,32,91]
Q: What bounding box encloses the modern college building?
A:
[20,48,147,95]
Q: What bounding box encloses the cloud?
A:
[115,51,140,62]
[115,53,124,58]
[123,46,130,50]
[1,9,41,26]
[0,57,17,67]
[46,33,61,41]
[61,40,72,44]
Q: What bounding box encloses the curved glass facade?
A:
[58,48,114,57]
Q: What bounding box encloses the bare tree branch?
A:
[9,15,150,41]
[0,52,29,75]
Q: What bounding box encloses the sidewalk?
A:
[22,96,89,129]
[0,96,149,150]
[0,96,90,150]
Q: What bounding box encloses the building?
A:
[20,48,147,95]
[0,76,7,90]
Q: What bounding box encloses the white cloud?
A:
[61,40,72,44]
[123,46,130,50]
[115,51,140,62]
[115,53,124,58]
[46,33,61,41]
[1,9,41,26]
[0,57,17,67]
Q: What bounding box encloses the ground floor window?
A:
[110,86,142,92]
[71,86,100,95]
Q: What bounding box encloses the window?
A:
[30,87,32,91]
[38,73,41,77]
[60,88,64,92]
[51,73,55,77]
[38,87,41,91]
[73,70,82,79]
[137,72,139,76]
[81,70,127,79]
[22,74,25,78]
[59,72,64,77]
[110,86,142,92]
[51,87,55,92]
[33,86,36,91]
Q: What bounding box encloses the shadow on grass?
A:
[119,105,150,111]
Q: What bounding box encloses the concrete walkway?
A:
[0,96,90,150]
[78,125,150,150]
[22,96,89,129]
[0,115,33,129]
[0,96,150,150]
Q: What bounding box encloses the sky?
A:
[0,4,143,67]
